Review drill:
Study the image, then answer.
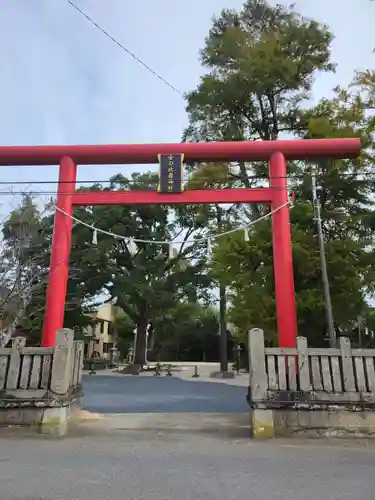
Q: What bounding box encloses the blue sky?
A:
[0,0,373,211]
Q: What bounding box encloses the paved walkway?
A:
[82,372,249,413]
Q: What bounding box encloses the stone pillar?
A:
[50,328,74,394]
[40,328,74,436]
[248,328,274,438]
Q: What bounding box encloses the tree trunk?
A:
[134,316,148,366]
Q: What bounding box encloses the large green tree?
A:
[69,172,211,364]
[0,195,100,343]
[210,75,375,345]
[183,0,334,184]
[0,195,51,344]
[183,0,375,344]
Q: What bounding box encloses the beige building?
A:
[83,302,120,359]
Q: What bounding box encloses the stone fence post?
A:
[50,328,74,395]
[6,337,26,390]
[248,328,274,438]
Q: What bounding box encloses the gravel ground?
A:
[0,429,374,500]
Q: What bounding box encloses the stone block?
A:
[40,406,70,437]
[210,371,236,379]
[0,407,43,426]
[120,364,142,375]
[273,408,375,438]
[251,409,275,439]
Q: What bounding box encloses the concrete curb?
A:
[72,412,251,435]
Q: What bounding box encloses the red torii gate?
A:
[0,138,360,348]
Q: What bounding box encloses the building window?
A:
[103,342,114,354]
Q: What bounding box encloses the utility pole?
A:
[312,174,336,347]
[219,283,228,372]
[216,205,228,372]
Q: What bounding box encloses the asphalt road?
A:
[1,430,374,499]
[82,373,249,413]
[1,373,374,498]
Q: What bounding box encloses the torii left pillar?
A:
[42,156,76,347]
[269,152,298,348]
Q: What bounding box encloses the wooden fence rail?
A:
[0,329,84,397]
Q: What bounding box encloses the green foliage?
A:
[211,212,374,345]
[152,302,219,361]
[184,0,334,152]
[68,172,212,364]
[0,196,50,339]
[0,195,97,339]
[184,0,375,344]
[113,310,134,358]
[209,74,375,345]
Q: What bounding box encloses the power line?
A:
[0,172,373,186]
[0,187,289,196]
[0,171,373,196]
[67,0,184,97]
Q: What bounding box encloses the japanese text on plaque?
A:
[157,153,184,193]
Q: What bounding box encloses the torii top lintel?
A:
[0,138,360,166]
